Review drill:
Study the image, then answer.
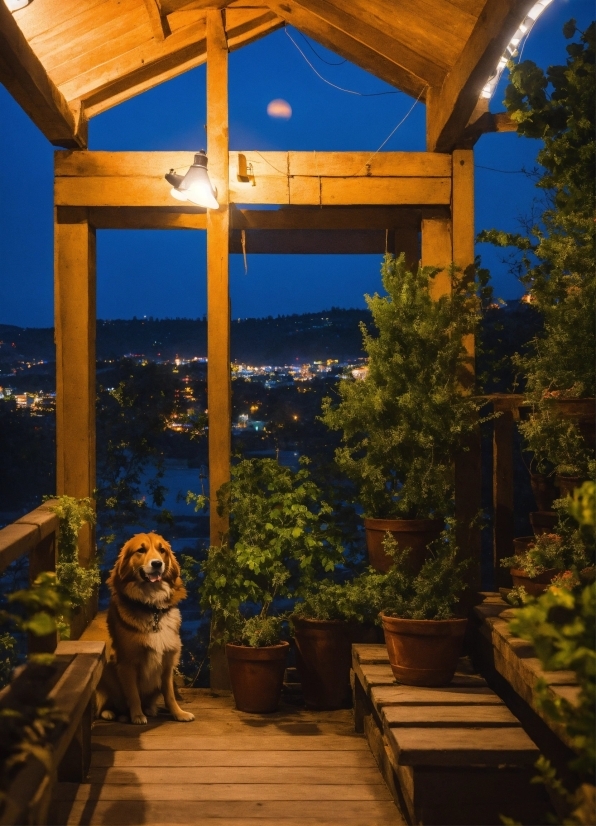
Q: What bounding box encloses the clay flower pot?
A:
[510,567,559,597]
[555,475,587,499]
[364,517,443,573]
[226,641,289,713]
[380,614,468,687]
[292,617,353,710]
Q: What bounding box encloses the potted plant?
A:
[502,510,593,597]
[375,523,470,686]
[321,254,485,572]
[291,577,381,710]
[196,457,344,713]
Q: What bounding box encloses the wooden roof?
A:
[0,0,533,151]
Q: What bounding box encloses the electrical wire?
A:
[285,28,401,97]
[295,30,347,66]
[476,165,529,174]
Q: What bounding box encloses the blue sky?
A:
[0,0,593,327]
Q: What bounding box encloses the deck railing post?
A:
[28,530,59,654]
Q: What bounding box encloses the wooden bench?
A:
[352,644,552,825]
[0,641,105,826]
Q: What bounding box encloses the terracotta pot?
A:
[513,535,536,556]
[530,473,558,512]
[226,641,289,713]
[510,567,559,597]
[292,617,353,709]
[556,475,587,499]
[364,517,443,573]
[381,614,468,687]
[552,398,595,450]
[530,511,558,536]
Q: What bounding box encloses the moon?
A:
[267,99,292,119]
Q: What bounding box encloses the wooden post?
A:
[421,215,452,297]
[54,205,96,566]
[493,399,515,588]
[28,533,59,654]
[451,148,481,589]
[395,227,420,271]
[206,9,231,548]
[206,9,232,691]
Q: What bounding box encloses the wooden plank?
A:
[264,0,438,98]
[383,704,519,727]
[320,177,451,206]
[0,523,38,572]
[143,0,171,40]
[91,719,361,737]
[61,10,282,118]
[421,215,452,298]
[50,796,402,823]
[426,0,536,152]
[90,749,380,767]
[54,205,96,566]
[231,207,421,231]
[88,206,207,230]
[493,401,515,588]
[0,0,86,148]
[353,644,390,664]
[206,7,231,552]
[92,734,369,751]
[371,685,500,708]
[229,229,408,255]
[88,765,386,785]
[387,726,539,766]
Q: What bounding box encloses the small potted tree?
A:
[376,523,470,686]
[291,577,381,710]
[197,457,344,713]
[321,254,485,571]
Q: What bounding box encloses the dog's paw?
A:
[174,710,195,722]
[131,713,148,725]
[100,710,116,721]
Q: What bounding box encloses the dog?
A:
[95,532,195,725]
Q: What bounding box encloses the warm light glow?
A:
[165,151,218,209]
[481,0,554,100]
[4,0,30,10]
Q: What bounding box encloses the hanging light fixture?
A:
[4,0,32,10]
[165,151,219,209]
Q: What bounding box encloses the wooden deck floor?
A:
[51,688,405,825]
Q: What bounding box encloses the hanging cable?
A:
[241,229,248,274]
[285,28,402,97]
[295,30,347,65]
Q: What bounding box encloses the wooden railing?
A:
[0,640,105,826]
[0,500,60,653]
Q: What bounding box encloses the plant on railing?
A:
[0,572,70,813]
[44,496,100,634]
[192,457,345,647]
[504,482,596,825]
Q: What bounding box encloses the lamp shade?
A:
[165,151,218,209]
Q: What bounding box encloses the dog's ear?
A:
[156,536,180,584]
[107,537,135,591]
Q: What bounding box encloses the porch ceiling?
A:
[2,0,532,151]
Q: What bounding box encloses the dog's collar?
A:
[119,592,172,632]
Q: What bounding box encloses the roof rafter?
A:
[264,0,444,99]
[0,0,86,147]
[426,0,536,152]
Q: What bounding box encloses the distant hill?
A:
[0,309,372,367]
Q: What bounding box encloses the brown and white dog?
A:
[95,532,195,725]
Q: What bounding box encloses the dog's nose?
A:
[151,559,164,569]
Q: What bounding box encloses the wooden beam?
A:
[493,400,515,588]
[54,205,96,565]
[0,0,86,147]
[55,151,452,208]
[426,0,536,152]
[459,111,518,147]
[231,206,421,231]
[206,9,230,549]
[88,207,207,230]
[421,215,452,298]
[264,0,438,98]
[229,228,419,254]
[143,0,171,40]
[63,9,282,119]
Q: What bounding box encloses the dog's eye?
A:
[135,550,143,555]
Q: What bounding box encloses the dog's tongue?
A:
[147,572,162,583]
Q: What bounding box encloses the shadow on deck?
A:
[51,690,404,825]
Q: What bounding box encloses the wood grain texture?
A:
[382,704,520,727]
[387,725,539,766]
[0,0,85,147]
[90,748,380,767]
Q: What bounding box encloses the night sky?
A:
[0,0,592,328]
